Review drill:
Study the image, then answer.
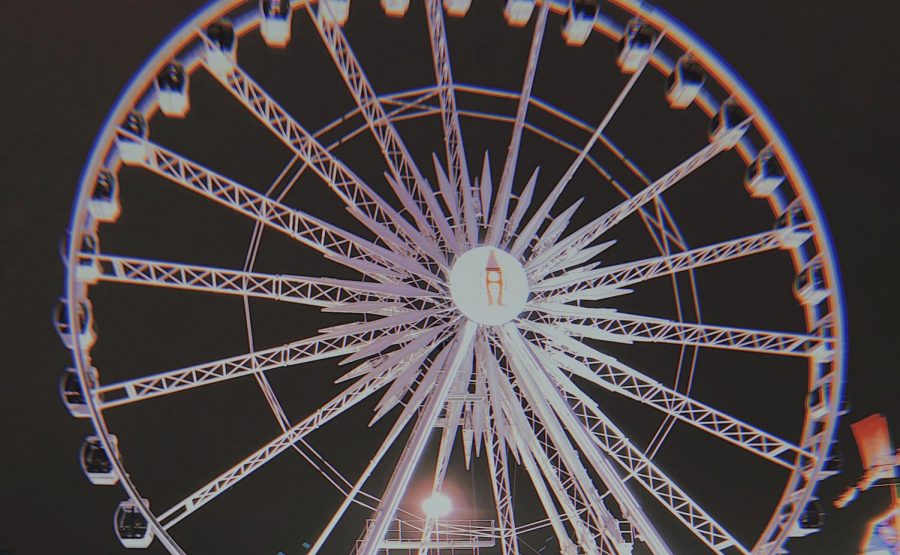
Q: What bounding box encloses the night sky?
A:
[1,1,899,554]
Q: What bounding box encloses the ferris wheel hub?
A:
[448,247,529,325]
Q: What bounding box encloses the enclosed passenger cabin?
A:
[708,97,749,150]
[794,258,828,306]
[320,0,350,26]
[745,146,785,198]
[76,232,101,285]
[504,0,535,27]
[381,0,409,17]
[89,170,121,223]
[115,500,155,549]
[788,500,824,537]
[774,198,813,249]
[562,0,600,47]
[260,0,292,47]
[808,381,832,421]
[59,367,99,418]
[54,298,96,350]
[205,20,237,76]
[117,112,149,165]
[80,435,119,486]
[156,62,189,118]
[444,0,472,17]
[665,55,705,109]
[820,442,843,479]
[805,317,835,363]
[615,19,655,73]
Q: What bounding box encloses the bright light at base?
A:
[422,493,453,519]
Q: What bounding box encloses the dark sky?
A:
[1,1,899,554]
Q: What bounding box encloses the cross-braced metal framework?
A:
[61,1,845,554]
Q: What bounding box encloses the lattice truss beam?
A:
[304,0,459,256]
[521,326,813,470]
[195,39,448,269]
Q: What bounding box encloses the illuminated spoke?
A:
[121,134,442,285]
[303,1,459,254]
[532,229,786,301]
[355,323,476,555]
[526,134,746,279]
[521,323,812,470]
[550,369,750,554]
[507,32,665,257]
[156,338,446,530]
[425,0,475,246]
[526,308,824,358]
[500,326,649,555]
[197,42,446,268]
[86,253,439,308]
[95,310,453,409]
[486,0,550,246]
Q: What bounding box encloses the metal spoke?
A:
[197,36,447,268]
[526,308,824,358]
[489,346,607,555]
[303,1,459,255]
[85,253,439,307]
[521,324,813,470]
[508,326,674,555]
[532,229,786,302]
[120,134,442,285]
[483,399,519,555]
[486,0,550,246]
[95,310,453,409]
[355,322,477,555]
[500,326,637,555]
[155,336,445,530]
[477,336,577,553]
[507,31,665,257]
[425,0,475,246]
[306,338,457,555]
[550,368,750,554]
[526,131,749,278]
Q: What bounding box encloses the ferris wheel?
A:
[59,0,847,553]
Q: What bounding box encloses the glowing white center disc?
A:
[449,247,529,325]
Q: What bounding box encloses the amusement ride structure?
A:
[58,0,847,552]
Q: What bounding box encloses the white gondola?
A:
[59,367,99,418]
[745,146,785,198]
[562,0,599,47]
[117,112,149,165]
[76,232,101,284]
[381,0,409,17]
[80,435,120,486]
[708,97,749,150]
[54,298,96,350]
[320,0,350,26]
[88,170,121,223]
[794,258,828,306]
[774,198,813,249]
[818,442,842,480]
[204,19,236,76]
[444,0,472,17]
[616,19,655,73]
[806,317,835,363]
[807,381,831,421]
[155,62,189,118]
[665,55,705,109]
[787,500,824,538]
[260,0,292,47]
[114,499,155,549]
[504,0,535,27]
